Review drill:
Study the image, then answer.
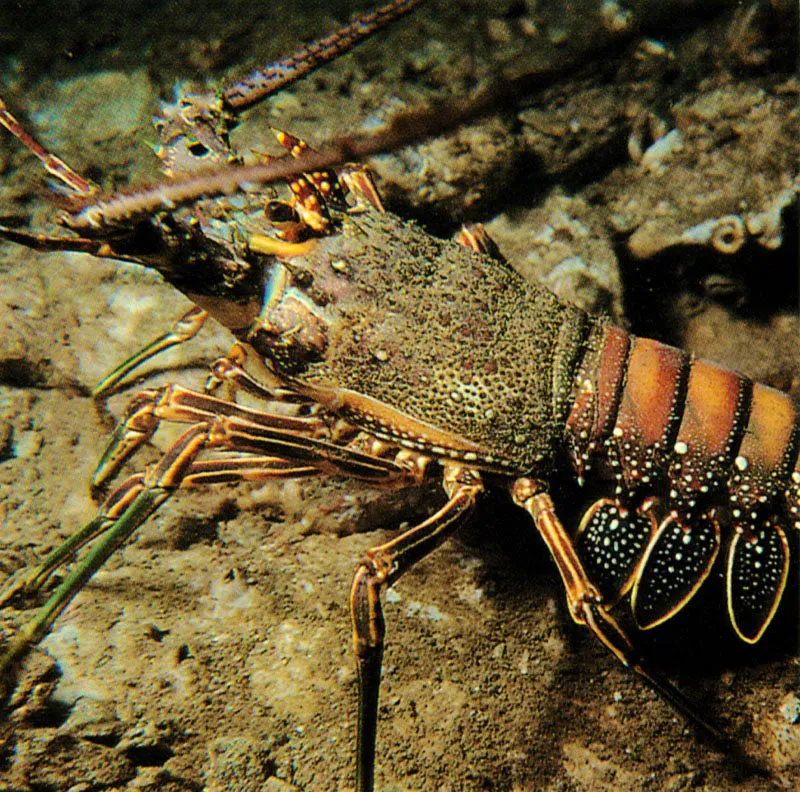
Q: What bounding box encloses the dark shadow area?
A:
[617,202,799,345]
[461,470,798,683]
[454,473,798,788]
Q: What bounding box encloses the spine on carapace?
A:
[563,321,800,643]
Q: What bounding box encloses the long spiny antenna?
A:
[222,0,424,111]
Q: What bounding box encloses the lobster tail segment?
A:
[631,510,720,630]
[631,358,749,630]
[727,518,789,643]
[566,322,800,643]
[574,497,656,605]
[725,383,798,642]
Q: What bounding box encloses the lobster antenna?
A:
[0,98,98,196]
[222,0,425,111]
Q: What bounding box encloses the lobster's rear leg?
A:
[511,478,727,744]
[350,464,483,792]
[0,424,206,682]
[0,452,327,688]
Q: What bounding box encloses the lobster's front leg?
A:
[92,306,209,398]
[350,464,483,792]
[0,401,421,697]
[0,425,205,683]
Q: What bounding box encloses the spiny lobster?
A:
[0,1,797,790]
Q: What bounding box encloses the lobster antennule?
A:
[0,97,98,196]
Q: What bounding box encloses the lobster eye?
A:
[187,141,210,157]
[265,200,299,223]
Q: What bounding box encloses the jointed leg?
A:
[0,455,317,612]
[350,464,483,792]
[1,405,425,690]
[92,306,208,398]
[0,423,208,684]
[90,302,299,402]
[511,477,726,743]
[91,383,332,487]
[205,343,314,405]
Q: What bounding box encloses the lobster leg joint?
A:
[512,477,727,743]
[512,478,605,622]
[349,464,483,792]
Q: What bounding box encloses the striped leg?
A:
[0,456,318,612]
[91,383,333,488]
[511,478,726,744]
[0,412,424,691]
[350,464,482,792]
[92,306,208,398]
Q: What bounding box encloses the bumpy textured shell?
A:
[242,210,590,475]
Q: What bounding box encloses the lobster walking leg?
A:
[205,344,316,404]
[0,456,318,612]
[0,424,207,685]
[511,478,727,744]
[350,464,483,792]
[92,306,208,398]
[91,383,330,487]
[0,393,427,686]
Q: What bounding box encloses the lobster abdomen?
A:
[565,322,799,643]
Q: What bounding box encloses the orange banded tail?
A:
[567,323,799,643]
